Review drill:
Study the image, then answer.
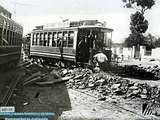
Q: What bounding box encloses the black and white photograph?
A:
[0,0,160,119]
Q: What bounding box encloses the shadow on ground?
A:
[9,82,71,120]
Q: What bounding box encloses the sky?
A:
[0,0,160,43]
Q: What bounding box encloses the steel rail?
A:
[17,61,30,68]
[0,74,21,106]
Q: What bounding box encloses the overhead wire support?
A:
[11,0,33,14]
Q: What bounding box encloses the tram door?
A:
[77,29,96,63]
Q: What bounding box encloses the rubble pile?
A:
[122,65,160,80]
[59,68,160,103]
[21,62,160,103]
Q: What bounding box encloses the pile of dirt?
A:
[19,62,160,106]
[122,65,160,79]
[55,68,160,104]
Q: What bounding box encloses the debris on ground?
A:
[122,65,160,79]
[20,62,160,105]
[18,61,160,117]
[54,67,160,105]
[23,102,29,106]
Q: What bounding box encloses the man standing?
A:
[94,50,108,71]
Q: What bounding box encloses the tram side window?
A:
[12,31,15,46]
[15,32,18,45]
[10,24,13,45]
[37,33,40,45]
[0,27,2,44]
[48,32,52,46]
[2,21,8,46]
[32,33,36,45]
[3,29,8,45]
[14,27,17,45]
[52,32,57,47]
[5,21,9,45]
[68,31,74,48]
[0,18,2,45]
[6,22,11,45]
[57,32,62,47]
[44,33,48,46]
[34,33,37,45]
[17,34,21,45]
[7,29,10,45]
[63,31,68,47]
[15,27,19,46]
[39,33,43,46]
[35,33,38,45]
[0,19,2,45]
[16,33,19,45]
[9,30,12,45]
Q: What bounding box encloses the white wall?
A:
[123,47,132,60]
[111,45,160,60]
[152,48,160,59]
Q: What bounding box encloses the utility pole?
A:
[11,0,32,14]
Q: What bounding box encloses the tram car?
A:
[0,6,23,69]
[29,20,113,65]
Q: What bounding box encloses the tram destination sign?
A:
[43,21,70,29]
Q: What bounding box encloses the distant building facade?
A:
[111,43,160,61]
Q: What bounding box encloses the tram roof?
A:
[77,25,113,31]
[0,14,23,29]
[32,20,113,32]
[0,5,12,19]
[32,26,113,32]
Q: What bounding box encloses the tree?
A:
[153,38,160,47]
[130,11,148,34]
[123,0,155,14]
[123,33,146,47]
[122,0,155,48]
[144,33,157,48]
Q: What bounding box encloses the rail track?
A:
[17,60,30,68]
[0,74,21,106]
[0,60,30,106]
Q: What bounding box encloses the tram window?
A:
[37,33,40,45]
[39,33,43,46]
[4,20,6,29]
[6,22,10,45]
[10,31,12,45]
[0,27,2,45]
[16,33,18,45]
[32,33,36,45]
[52,32,57,47]
[57,32,62,47]
[14,32,17,46]
[7,30,10,45]
[7,22,10,30]
[13,25,15,31]
[63,31,68,47]
[12,32,15,45]
[0,18,3,28]
[48,32,52,46]
[68,31,74,48]
[18,34,22,45]
[16,34,19,45]
[34,33,37,45]
[33,33,36,45]
[35,33,38,45]
[3,28,8,46]
[44,33,48,46]
[10,24,13,31]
